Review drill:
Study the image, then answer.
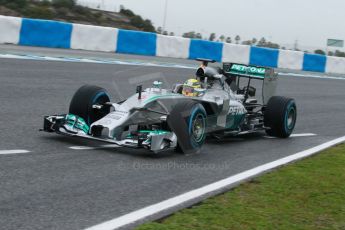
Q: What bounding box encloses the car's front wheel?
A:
[69,85,110,126]
[167,100,207,154]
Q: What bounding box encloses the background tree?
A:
[265,42,280,49]
[119,7,135,17]
[2,0,28,8]
[251,38,257,45]
[119,7,156,32]
[257,37,267,47]
[169,32,175,36]
[52,0,76,8]
[195,33,202,39]
[242,40,252,45]
[219,35,225,42]
[183,31,196,38]
[235,35,240,44]
[335,50,345,57]
[209,33,216,41]
[0,0,156,31]
[162,31,168,35]
[156,27,162,34]
[314,49,326,55]
[225,37,232,43]
[129,16,155,32]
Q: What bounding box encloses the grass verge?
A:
[137,144,345,230]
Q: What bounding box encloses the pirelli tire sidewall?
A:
[167,100,207,154]
[188,103,207,149]
[264,96,297,138]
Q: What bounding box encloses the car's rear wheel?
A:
[167,100,207,154]
[69,85,110,126]
[264,96,297,138]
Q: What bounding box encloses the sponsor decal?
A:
[228,64,266,76]
[228,106,246,115]
[231,64,266,75]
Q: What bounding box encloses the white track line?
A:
[291,133,317,137]
[85,135,345,230]
[1,54,345,80]
[69,146,98,150]
[264,133,317,139]
[0,150,30,155]
[279,72,345,80]
[69,145,120,150]
[0,54,195,69]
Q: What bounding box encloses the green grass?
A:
[137,144,345,230]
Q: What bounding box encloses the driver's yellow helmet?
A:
[182,79,202,97]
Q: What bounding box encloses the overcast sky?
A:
[78,0,345,50]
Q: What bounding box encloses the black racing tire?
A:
[69,85,110,126]
[264,96,297,138]
[167,100,207,154]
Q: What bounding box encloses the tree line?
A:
[0,0,156,32]
[162,30,281,49]
[161,29,344,57]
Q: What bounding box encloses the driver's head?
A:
[182,79,202,97]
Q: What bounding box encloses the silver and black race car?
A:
[42,60,297,154]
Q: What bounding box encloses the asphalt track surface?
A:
[1,45,345,230]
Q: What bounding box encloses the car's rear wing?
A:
[223,63,278,105]
[222,63,277,80]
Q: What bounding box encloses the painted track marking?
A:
[280,72,345,81]
[290,133,317,137]
[84,135,345,230]
[0,150,30,155]
[264,133,317,139]
[1,53,345,80]
[0,53,195,69]
[69,144,120,150]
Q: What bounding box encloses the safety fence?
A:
[0,15,344,74]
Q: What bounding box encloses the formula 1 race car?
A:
[42,59,297,154]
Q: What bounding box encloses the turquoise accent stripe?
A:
[226,114,245,129]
